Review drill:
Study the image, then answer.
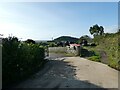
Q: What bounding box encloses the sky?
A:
[0,2,118,40]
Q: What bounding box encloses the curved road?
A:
[15,53,118,89]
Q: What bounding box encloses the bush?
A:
[90,43,96,46]
[80,48,96,57]
[2,36,45,88]
[48,42,57,47]
[81,47,101,62]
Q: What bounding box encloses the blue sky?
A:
[0,2,118,40]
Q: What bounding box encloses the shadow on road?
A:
[10,55,108,90]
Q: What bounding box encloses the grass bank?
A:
[81,32,120,71]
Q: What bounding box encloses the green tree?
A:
[89,24,104,37]
[25,39,36,44]
[79,35,92,44]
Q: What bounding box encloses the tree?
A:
[25,39,35,44]
[89,24,104,37]
[82,39,88,46]
[99,26,104,35]
[65,41,70,46]
[79,35,92,45]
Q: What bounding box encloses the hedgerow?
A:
[2,36,45,88]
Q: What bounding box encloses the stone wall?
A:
[66,46,81,56]
[49,46,81,56]
[49,47,67,53]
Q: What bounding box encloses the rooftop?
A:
[70,44,80,46]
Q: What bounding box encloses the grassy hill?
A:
[82,32,120,70]
[53,36,79,42]
[96,32,120,70]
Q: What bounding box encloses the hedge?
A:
[2,37,45,88]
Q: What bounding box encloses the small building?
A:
[67,44,81,56]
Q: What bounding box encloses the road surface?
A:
[15,53,118,89]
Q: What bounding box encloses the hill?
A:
[53,36,79,42]
[82,32,120,71]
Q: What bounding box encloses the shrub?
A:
[80,48,96,57]
[90,43,96,46]
[2,36,45,88]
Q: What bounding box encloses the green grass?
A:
[82,32,120,71]
[88,55,101,62]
